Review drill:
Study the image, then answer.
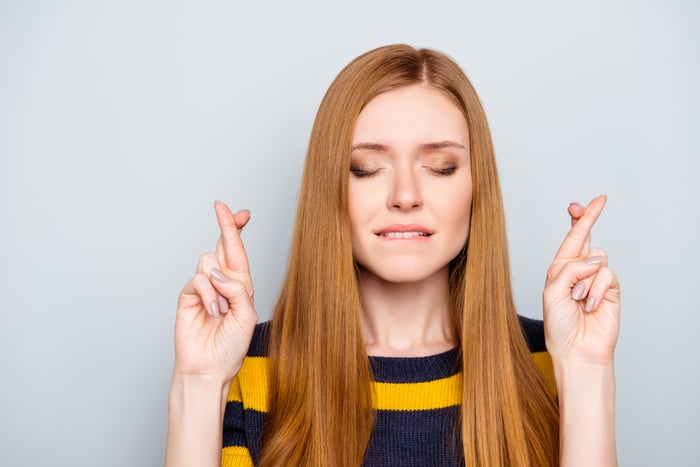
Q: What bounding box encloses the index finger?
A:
[213,200,251,275]
[554,195,607,260]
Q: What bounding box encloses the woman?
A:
[165,44,619,466]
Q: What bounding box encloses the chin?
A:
[357,260,450,285]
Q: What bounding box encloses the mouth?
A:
[374,224,433,238]
[376,231,431,238]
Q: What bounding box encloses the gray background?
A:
[1,1,697,465]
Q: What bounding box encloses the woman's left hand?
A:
[543,195,621,367]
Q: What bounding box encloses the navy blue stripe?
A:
[369,348,460,383]
[364,406,463,466]
[222,401,246,447]
[251,318,545,355]
[246,321,271,357]
[518,315,547,353]
[223,401,266,465]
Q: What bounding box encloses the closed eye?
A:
[429,165,457,176]
[350,167,380,178]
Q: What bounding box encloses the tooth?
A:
[382,231,427,237]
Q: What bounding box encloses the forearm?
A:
[165,374,230,467]
[555,361,617,467]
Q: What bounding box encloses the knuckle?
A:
[546,261,563,283]
[542,286,553,301]
[192,272,209,288]
[558,260,576,276]
[559,259,589,282]
[179,279,194,296]
[196,252,216,271]
[228,278,247,295]
[590,247,608,258]
[599,266,614,281]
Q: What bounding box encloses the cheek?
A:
[348,180,385,227]
[438,179,472,240]
[348,188,368,264]
[434,175,472,211]
[347,183,363,231]
[347,183,374,252]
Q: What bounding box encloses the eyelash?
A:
[350,167,378,178]
[431,165,457,176]
[350,165,458,177]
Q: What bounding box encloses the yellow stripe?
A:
[371,373,462,411]
[227,356,270,412]
[532,351,557,398]
[227,375,242,402]
[227,352,556,413]
[221,446,254,467]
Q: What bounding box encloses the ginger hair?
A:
[261,44,559,466]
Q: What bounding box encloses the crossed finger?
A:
[195,253,230,316]
[547,251,616,313]
[555,195,607,262]
[570,247,608,310]
[213,201,251,276]
[567,202,590,258]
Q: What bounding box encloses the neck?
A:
[358,265,455,357]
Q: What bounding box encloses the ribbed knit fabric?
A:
[221,318,556,467]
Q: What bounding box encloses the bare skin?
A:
[165,202,256,467]
[164,197,619,467]
[165,86,619,467]
[545,196,620,467]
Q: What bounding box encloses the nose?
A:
[389,163,423,212]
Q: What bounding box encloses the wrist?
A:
[166,373,230,467]
[171,371,231,388]
[554,359,615,397]
[169,373,232,414]
[551,351,614,377]
[553,357,614,383]
[555,359,618,466]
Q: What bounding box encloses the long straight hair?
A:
[261,44,559,466]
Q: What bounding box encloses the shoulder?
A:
[246,321,272,357]
[249,319,546,354]
[228,322,272,414]
[517,315,557,397]
[250,319,545,354]
[517,315,547,353]
[223,323,271,465]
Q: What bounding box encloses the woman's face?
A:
[349,84,472,284]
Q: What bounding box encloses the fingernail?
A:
[586,255,604,265]
[571,281,586,300]
[585,296,597,312]
[209,300,220,318]
[236,209,250,215]
[569,202,583,208]
[218,295,229,314]
[211,268,229,283]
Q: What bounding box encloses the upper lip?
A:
[374,224,433,235]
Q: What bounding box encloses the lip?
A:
[374,223,433,239]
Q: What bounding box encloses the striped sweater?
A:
[221,317,556,466]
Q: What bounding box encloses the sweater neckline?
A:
[368,348,460,384]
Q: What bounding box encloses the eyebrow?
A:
[351,141,467,152]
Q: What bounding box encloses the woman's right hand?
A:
[173,201,258,383]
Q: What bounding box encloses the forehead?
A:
[352,85,469,146]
